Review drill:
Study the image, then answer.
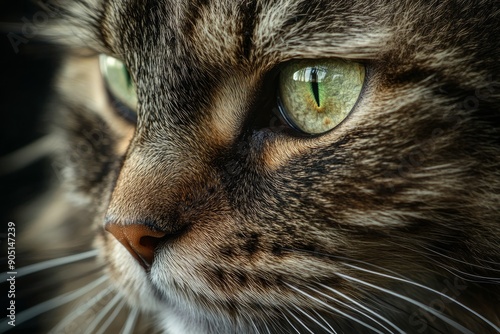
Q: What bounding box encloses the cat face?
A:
[25,0,500,333]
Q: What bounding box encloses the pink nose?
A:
[105,223,167,269]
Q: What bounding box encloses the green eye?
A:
[278,59,365,134]
[99,54,138,114]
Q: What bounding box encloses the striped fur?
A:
[13,0,500,333]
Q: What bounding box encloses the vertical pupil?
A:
[124,67,132,88]
[310,68,320,107]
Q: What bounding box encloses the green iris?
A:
[99,54,138,112]
[279,59,365,134]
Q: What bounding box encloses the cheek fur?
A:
[11,0,500,333]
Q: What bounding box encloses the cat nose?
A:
[105,223,167,269]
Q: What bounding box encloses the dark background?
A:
[0,1,61,226]
[1,3,62,332]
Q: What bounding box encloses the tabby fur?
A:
[7,0,500,333]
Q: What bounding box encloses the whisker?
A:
[336,272,475,334]
[264,309,286,334]
[95,298,127,334]
[284,247,497,331]
[17,266,106,308]
[437,265,500,284]
[48,286,113,333]
[365,293,447,334]
[385,241,500,281]
[121,306,139,334]
[3,250,99,279]
[479,258,500,266]
[84,292,123,334]
[308,286,394,334]
[311,309,338,334]
[0,134,60,175]
[287,309,315,334]
[280,311,302,334]
[293,305,336,334]
[318,283,405,334]
[418,245,500,273]
[344,263,500,332]
[282,247,410,280]
[0,275,108,332]
[285,283,385,334]
[251,319,261,334]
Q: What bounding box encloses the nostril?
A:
[105,223,167,269]
[139,235,163,252]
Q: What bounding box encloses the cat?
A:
[2,0,500,333]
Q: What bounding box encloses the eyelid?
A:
[105,88,138,124]
[99,54,138,124]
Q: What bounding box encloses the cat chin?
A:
[100,235,203,316]
[159,313,215,334]
[157,307,258,334]
[161,318,194,334]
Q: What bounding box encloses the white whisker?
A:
[95,298,127,334]
[0,134,60,175]
[0,275,108,332]
[287,246,497,331]
[84,292,123,334]
[480,258,500,266]
[10,250,99,278]
[386,242,500,282]
[121,306,139,334]
[264,322,272,334]
[336,272,475,334]
[308,286,394,334]
[311,309,338,334]
[418,245,500,273]
[318,283,405,334]
[344,263,500,332]
[285,283,385,334]
[281,311,301,334]
[439,266,500,283]
[287,309,315,334]
[48,286,112,334]
[283,247,409,280]
[264,310,285,334]
[251,319,261,334]
[293,305,336,334]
